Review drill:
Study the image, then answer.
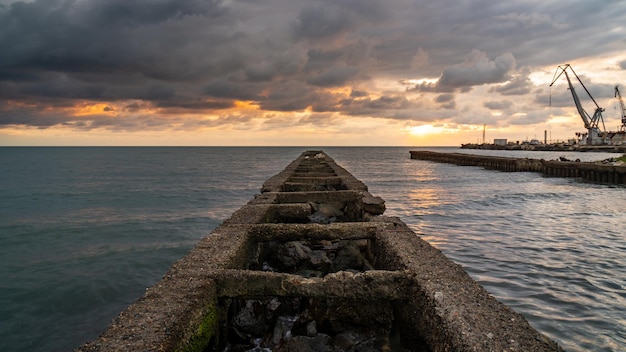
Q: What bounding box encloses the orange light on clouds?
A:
[70,103,116,117]
[233,100,259,110]
[327,87,352,96]
[5,100,38,109]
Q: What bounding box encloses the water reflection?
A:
[397,160,626,352]
[298,148,625,351]
[406,165,460,247]
[409,186,444,211]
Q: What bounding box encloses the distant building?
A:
[608,131,626,145]
[494,139,507,146]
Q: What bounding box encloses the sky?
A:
[1,0,626,146]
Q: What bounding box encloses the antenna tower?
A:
[482,124,486,144]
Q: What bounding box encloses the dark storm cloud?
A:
[484,100,514,110]
[438,51,516,89]
[0,0,243,116]
[490,74,534,96]
[306,65,359,87]
[0,103,60,127]
[304,49,344,72]
[409,51,516,93]
[337,94,424,120]
[350,90,368,98]
[156,99,235,111]
[435,94,456,109]
[257,80,319,112]
[0,68,41,82]
[293,6,353,40]
[0,0,229,72]
[435,94,454,104]
[1,0,626,130]
[293,0,387,40]
[202,79,262,101]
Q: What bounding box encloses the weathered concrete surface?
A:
[411,150,626,184]
[76,150,564,352]
[213,269,413,300]
[371,216,562,352]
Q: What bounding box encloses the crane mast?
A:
[616,86,626,132]
[550,64,606,145]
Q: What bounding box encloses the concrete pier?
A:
[411,150,626,185]
[76,151,564,352]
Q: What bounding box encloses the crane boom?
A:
[549,64,606,145]
[616,85,626,132]
[551,66,591,128]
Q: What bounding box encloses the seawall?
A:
[410,150,626,185]
[76,150,564,352]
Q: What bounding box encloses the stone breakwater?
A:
[76,151,564,352]
[411,150,626,185]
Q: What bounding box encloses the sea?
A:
[0,147,624,352]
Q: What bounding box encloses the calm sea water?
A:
[0,147,624,352]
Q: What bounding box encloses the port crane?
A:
[550,64,606,145]
[615,85,626,132]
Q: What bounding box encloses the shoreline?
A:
[411,150,626,184]
[460,143,626,153]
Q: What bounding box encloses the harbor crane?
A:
[615,85,626,132]
[550,64,606,145]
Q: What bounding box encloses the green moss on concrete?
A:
[176,302,219,352]
[617,154,626,163]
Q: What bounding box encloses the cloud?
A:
[257,80,321,112]
[0,0,230,74]
[508,110,550,126]
[292,0,387,40]
[410,48,429,69]
[350,90,368,98]
[490,74,534,96]
[202,79,262,101]
[435,94,456,109]
[293,6,354,40]
[409,50,516,93]
[336,93,434,121]
[1,0,626,137]
[306,65,359,87]
[483,100,513,110]
[494,12,566,30]
[438,51,516,89]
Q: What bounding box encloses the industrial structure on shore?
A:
[411,150,626,185]
[549,64,626,146]
[466,65,626,151]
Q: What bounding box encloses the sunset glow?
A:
[1,0,626,146]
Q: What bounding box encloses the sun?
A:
[407,124,439,136]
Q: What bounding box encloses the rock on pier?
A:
[76,151,564,352]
